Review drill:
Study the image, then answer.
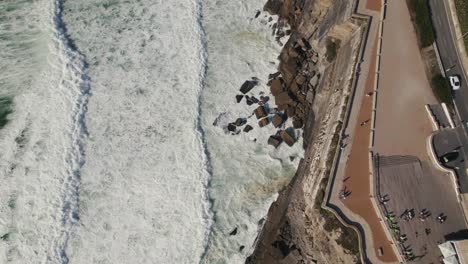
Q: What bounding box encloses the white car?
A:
[449,75,461,90]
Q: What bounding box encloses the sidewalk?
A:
[325,0,400,263]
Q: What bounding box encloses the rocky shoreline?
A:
[246,0,365,263]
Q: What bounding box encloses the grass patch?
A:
[0,97,13,129]
[407,0,435,48]
[454,0,468,53]
[326,38,341,62]
[431,74,452,104]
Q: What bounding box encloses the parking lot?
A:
[375,155,467,263]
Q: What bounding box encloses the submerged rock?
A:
[235,118,247,126]
[275,92,294,106]
[258,118,270,127]
[236,94,244,103]
[254,106,267,119]
[246,96,255,106]
[270,79,283,96]
[240,80,259,94]
[268,135,282,148]
[272,114,285,128]
[227,123,236,132]
[229,227,238,236]
[244,125,253,133]
[280,130,295,146]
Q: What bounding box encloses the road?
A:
[429,0,468,192]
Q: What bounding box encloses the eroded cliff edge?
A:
[247,1,367,263]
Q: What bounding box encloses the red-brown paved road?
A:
[341,0,398,262]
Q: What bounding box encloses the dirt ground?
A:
[374,0,437,158]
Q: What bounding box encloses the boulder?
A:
[272,114,284,128]
[297,93,307,104]
[310,74,320,88]
[275,92,294,106]
[296,75,306,85]
[277,104,288,111]
[293,118,303,129]
[229,227,238,236]
[243,125,253,133]
[286,106,296,117]
[270,79,283,96]
[290,82,299,95]
[254,106,267,119]
[260,96,270,104]
[228,123,237,132]
[250,96,259,104]
[280,130,296,146]
[235,118,247,126]
[236,94,243,103]
[268,135,282,148]
[269,72,281,80]
[240,80,258,94]
[258,118,270,127]
[246,96,255,106]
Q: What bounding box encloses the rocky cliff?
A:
[247,0,365,263]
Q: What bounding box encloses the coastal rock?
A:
[269,72,281,80]
[280,130,295,146]
[227,123,236,132]
[255,10,261,18]
[250,96,259,104]
[246,96,255,106]
[229,227,238,236]
[268,135,282,148]
[296,75,306,85]
[240,80,259,94]
[258,118,270,127]
[277,104,288,111]
[254,106,268,119]
[275,92,294,106]
[236,94,244,103]
[260,96,270,104]
[292,118,303,129]
[272,114,285,128]
[286,106,296,117]
[290,82,299,94]
[270,79,283,96]
[235,118,247,126]
[243,125,253,133]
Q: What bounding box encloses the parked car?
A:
[449,75,461,90]
[439,150,459,164]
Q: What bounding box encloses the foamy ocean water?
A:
[0,0,304,263]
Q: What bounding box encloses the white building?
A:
[439,240,468,264]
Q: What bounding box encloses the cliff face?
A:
[247,1,364,263]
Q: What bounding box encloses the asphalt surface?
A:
[429,0,468,191]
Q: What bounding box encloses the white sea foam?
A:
[0,0,90,263]
[0,0,303,263]
[199,1,303,262]
[63,1,208,263]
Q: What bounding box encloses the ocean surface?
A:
[0,0,303,263]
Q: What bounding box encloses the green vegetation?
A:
[431,74,452,104]
[454,0,468,53]
[326,39,341,62]
[407,0,435,48]
[0,97,13,129]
